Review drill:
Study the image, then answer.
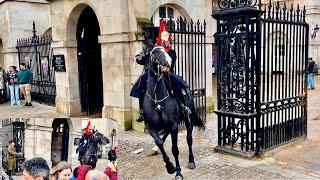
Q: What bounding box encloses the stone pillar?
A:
[100,33,135,129]
[52,40,82,116]
[305,1,320,63]
[2,48,19,69]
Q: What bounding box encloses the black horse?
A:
[81,131,109,168]
[143,46,205,180]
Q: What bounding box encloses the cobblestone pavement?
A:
[0,101,63,119]
[117,113,317,179]
[117,77,320,179]
[260,77,320,178]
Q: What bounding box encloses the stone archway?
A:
[76,6,103,115]
[51,118,70,166]
[61,3,103,116]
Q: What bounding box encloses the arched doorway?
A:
[51,119,69,166]
[77,6,103,115]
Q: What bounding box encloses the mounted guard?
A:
[76,121,110,168]
[130,20,193,122]
[131,20,205,180]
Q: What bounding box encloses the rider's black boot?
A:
[137,96,145,122]
[175,88,192,116]
[7,170,13,180]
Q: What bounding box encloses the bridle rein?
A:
[146,47,171,109]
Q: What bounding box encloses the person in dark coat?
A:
[7,65,20,105]
[7,139,23,180]
[130,20,190,122]
[308,57,317,90]
[0,66,7,103]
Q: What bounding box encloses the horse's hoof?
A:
[188,162,196,169]
[166,162,176,174]
[175,175,184,180]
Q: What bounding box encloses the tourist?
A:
[17,63,33,107]
[7,139,23,180]
[50,161,72,180]
[308,57,318,90]
[0,65,7,104]
[85,170,109,180]
[7,65,20,105]
[76,165,92,180]
[104,148,118,180]
[69,166,79,180]
[21,157,50,180]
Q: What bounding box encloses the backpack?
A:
[312,63,318,74]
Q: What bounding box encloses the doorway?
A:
[51,119,69,166]
[77,6,103,115]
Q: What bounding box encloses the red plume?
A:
[83,121,93,136]
[156,20,173,51]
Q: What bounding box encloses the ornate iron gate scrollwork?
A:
[213,0,309,156]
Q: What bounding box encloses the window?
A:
[158,6,175,19]
[159,7,166,18]
[152,5,184,27]
[168,7,174,18]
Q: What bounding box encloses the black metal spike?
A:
[283,3,287,21]
[176,18,180,31]
[203,19,206,33]
[290,3,293,21]
[303,5,306,22]
[268,0,272,19]
[296,4,300,22]
[264,4,267,19]
[275,1,280,20]
[197,19,200,33]
[258,0,262,10]
[190,19,194,32]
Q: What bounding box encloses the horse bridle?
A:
[146,47,170,108]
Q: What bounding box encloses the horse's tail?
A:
[191,111,205,130]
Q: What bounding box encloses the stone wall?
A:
[0,0,216,130]
[24,118,53,166]
[0,1,50,69]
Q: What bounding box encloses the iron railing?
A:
[167,18,207,122]
[16,22,56,106]
[213,0,308,156]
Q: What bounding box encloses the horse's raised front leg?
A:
[146,124,175,174]
[185,117,195,169]
[171,129,183,180]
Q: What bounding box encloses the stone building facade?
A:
[0,0,215,130]
[1,117,118,167]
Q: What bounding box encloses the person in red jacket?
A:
[104,148,118,180]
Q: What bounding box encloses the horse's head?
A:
[149,46,172,76]
[94,132,110,145]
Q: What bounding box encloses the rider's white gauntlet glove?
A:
[134,50,145,61]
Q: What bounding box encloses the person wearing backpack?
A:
[308,57,317,90]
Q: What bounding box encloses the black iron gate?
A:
[214,0,308,156]
[167,18,207,121]
[16,22,56,105]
